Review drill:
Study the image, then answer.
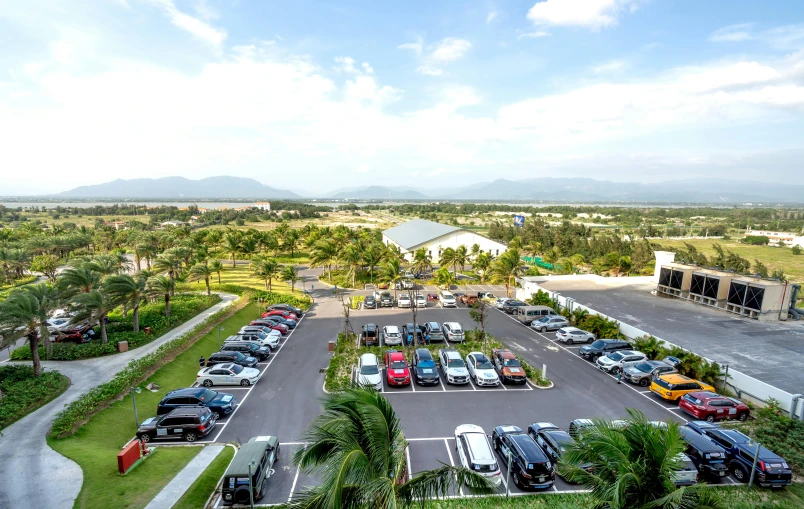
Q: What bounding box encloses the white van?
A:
[515,306,557,325]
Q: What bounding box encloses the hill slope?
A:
[56,176,301,199]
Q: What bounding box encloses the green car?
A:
[222,436,280,506]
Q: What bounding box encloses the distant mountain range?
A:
[52,176,804,204]
[56,176,301,199]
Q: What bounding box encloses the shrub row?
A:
[249,290,311,310]
[11,294,220,361]
[0,365,70,430]
[0,275,39,302]
[48,293,251,439]
[350,295,365,309]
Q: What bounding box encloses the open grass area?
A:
[19,211,153,228]
[0,365,70,430]
[173,444,235,509]
[179,263,308,295]
[48,305,264,509]
[658,238,804,283]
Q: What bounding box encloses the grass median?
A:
[48,305,263,509]
[173,444,236,509]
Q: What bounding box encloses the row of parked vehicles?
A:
[359,321,466,345]
[356,347,529,389]
[364,291,499,309]
[132,303,304,444]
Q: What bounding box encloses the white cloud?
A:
[527,0,640,30]
[486,10,498,23]
[592,60,626,73]
[709,23,754,43]
[517,31,551,40]
[709,23,804,50]
[334,56,359,74]
[399,36,471,76]
[149,0,227,47]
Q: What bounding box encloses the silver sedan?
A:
[530,316,570,333]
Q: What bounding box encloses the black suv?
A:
[157,387,236,419]
[207,351,258,368]
[491,425,555,489]
[677,427,729,482]
[220,342,270,361]
[578,339,631,361]
[364,296,377,309]
[687,422,793,487]
[361,323,379,346]
[379,292,394,307]
[502,300,527,314]
[137,407,216,443]
[267,303,303,317]
[528,422,592,481]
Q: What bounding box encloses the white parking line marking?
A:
[407,436,454,441]
[279,442,310,446]
[443,439,464,497]
[288,444,306,502]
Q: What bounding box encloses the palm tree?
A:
[239,235,259,260]
[281,265,301,293]
[188,263,214,295]
[137,242,157,270]
[310,239,340,281]
[470,243,480,260]
[0,284,59,375]
[152,251,182,295]
[209,259,224,285]
[251,257,279,292]
[260,231,280,257]
[104,274,146,332]
[411,247,432,277]
[560,410,721,509]
[146,275,174,317]
[284,229,300,257]
[492,248,525,297]
[474,252,492,283]
[439,247,458,275]
[454,244,468,273]
[523,241,543,262]
[223,231,242,268]
[205,229,223,255]
[340,244,363,288]
[72,288,114,343]
[362,243,386,284]
[380,258,404,300]
[433,267,456,290]
[289,385,495,508]
[57,264,101,298]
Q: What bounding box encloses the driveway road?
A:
[0,293,237,509]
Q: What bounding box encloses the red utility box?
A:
[117,440,142,474]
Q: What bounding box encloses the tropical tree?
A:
[284,229,300,257]
[288,385,495,508]
[251,257,280,292]
[104,274,147,332]
[470,243,480,260]
[30,254,59,283]
[152,251,182,294]
[560,410,722,509]
[411,247,432,276]
[0,284,60,375]
[209,259,224,285]
[438,247,458,275]
[136,242,157,270]
[72,288,114,343]
[310,239,340,281]
[361,243,386,284]
[474,252,492,283]
[340,243,363,288]
[57,264,101,298]
[188,263,214,295]
[454,244,468,273]
[433,267,456,290]
[379,258,404,300]
[223,231,242,268]
[146,275,174,317]
[492,248,526,297]
[239,235,259,259]
[260,231,280,256]
[281,265,302,293]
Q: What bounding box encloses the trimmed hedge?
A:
[11,294,220,361]
[0,365,70,430]
[48,293,251,439]
[249,290,311,310]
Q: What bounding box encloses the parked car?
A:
[382,325,403,346]
[234,330,273,346]
[206,351,258,368]
[623,360,677,387]
[671,453,699,486]
[478,292,496,302]
[157,387,236,420]
[266,303,303,317]
[528,422,593,480]
[221,435,279,506]
[397,294,411,308]
[427,293,439,301]
[502,300,527,314]
[438,348,470,385]
[678,391,750,422]
[491,425,555,490]
[516,306,557,325]
[650,374,715,402]
[384,350,411,387]
[442,322,464,342]
[364,296,377,309]
[578,339,631,361]
[424,321,444,342]
[402,323,423,344]
[137,407,215,443]
[460,294,478,306]
[555,327,595,345]
[595,350,647,374]
[465,351,500,386]
[360,323,379,346]
[46,317,73,333]
[197,363,262,387]
[356,353,382,391]
[236,328,281,349]
[415,294,427,308]
[258,314,296,329]
[678,426,730,482]
[530,316,570,333]
[491,348,527,384]
[250,319,288,334]
[377,283,389,289]
[379,292,394,307]
[220,341,270,361]
[494,297,512,309]
[401,279,415,289]
[454,424,502,486]
[262,309,298,321]
[412,348,439,385]
[686,422,793,487]
[439,291,457,307]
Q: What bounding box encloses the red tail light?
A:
[759,460,766,471]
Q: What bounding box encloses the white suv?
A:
[442,322,464,342]
[356,353,382,390]
[438,348,470,384]
[596,350,647,374]
[454,424,501,486]
[439,291,457,308]
[382,325,402,346]
[397,294,412,308]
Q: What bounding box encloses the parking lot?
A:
[143,289,746,506]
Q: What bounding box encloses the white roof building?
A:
[382,219,508,260]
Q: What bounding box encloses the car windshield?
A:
[360,364,379,375]
[202,389,217,401]
[474,356,493,369]
[418,359,435,368]
[389,360,406,369]
[447,359,465,368]
[503,358,521,367]
[607,352,624,361]
[633,362,654,373]
[538,317,550,323]
[232,352,246,361]
[230,364,243,374]
[590,340,606,349]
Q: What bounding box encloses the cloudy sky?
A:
[1,0,803,195]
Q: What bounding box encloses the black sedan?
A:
[364,296,377,309]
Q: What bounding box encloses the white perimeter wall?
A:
[516,277,804,419]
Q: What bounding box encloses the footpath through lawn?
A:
[48,305,259,509]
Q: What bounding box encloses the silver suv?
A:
[596,350,647,374]
[624,360,678,387]
[530,316,569,333]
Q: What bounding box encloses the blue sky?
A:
[1,0,803,195]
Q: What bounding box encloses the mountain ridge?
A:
[55,176,301,199]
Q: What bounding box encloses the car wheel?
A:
[212,411,221,420]
[184,431,198,442]
[202,379,213,387]
[731,463,748,482]
[539,327,546,333]
[639,379,650,387]
[738,412,749,421]
[705,414,716,423]
[565,338,573,345]
[140,433,151,443]
[240,379,251,387]
[587,337,594,344]
[512,472,522,489]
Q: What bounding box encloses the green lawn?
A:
[658,239,804,284]
[173,444,235,509]
[180,264,308,295]
[48,305,263,509]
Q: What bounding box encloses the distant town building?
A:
[744,229,804,247]
[158,220,185,229]
[103,221,127,230]
[255,202,271,211]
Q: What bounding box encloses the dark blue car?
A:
[259,315,297,329]
[157,387,236,419]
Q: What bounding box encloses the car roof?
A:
[660,374,694,383]
[529,422,560,433]
[386,351,405,361]
[441,349,460,359]
[166,387,208,398]
[508,434,547,460]
[443,322,460,327]
[166,406,207,416]
[427,321,440,327]
[415,348,432,357]
[495,424,523,435]
[359,353,379,364]
[385,325,400,332]
[496,349,516,358]
[464,432,494,461]
[678,427,727,452]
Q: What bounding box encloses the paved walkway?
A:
[0,293,238,509]
[145,445,226,509]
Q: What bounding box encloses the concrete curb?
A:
[529,379,555,390]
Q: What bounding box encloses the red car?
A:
[384,350,411,387]
[262,309,298,321]
[250,319,289,334]
[678,391,750,422]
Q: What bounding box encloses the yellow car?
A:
[650,374,715,402]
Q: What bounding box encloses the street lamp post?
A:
[130,387,142,427]
[217,326,224,348]
[247,460,255,509]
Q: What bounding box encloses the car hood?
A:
[139,417,159,429]
[387,367,410,377]
[476,368,498,379]
[415,366,438,378]
[501,366,526,377]
[597,356,616,365]
[359,373,382,385]
[446,367,469,377]
[578,345,598,353]
[624,366,646,376]
[242,367,261,378]
[212,393,236,405]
